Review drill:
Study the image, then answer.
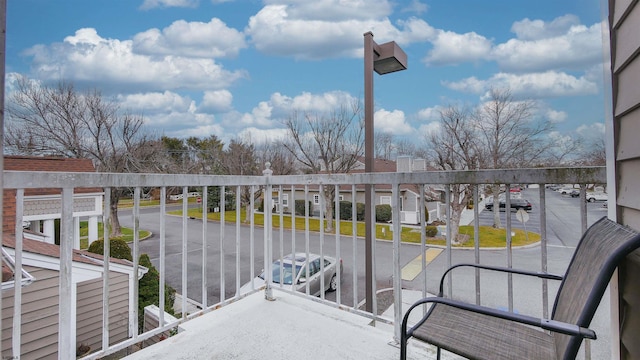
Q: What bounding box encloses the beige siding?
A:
[610,0,640,358]
[76,271,130,355]
[617,108,640,160]
[613,1,640,72]
[2,266,59,360]
[615,56,640,116]
[142,306,178,348]
[618,158,640,209]
[2,266,131,359]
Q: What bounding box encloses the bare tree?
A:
[281,99,364,231]
[219,139,260,222]
[255,140,297,176]
[394,138,418,158]
[474,88,551,228]
[374,132,394,160]
[579,134,606,166]
[5,76,158,236]
[541,134,584,166]
[426,105,479,243]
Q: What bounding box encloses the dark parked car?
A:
[485,198,532,212]
[570,189,580,197]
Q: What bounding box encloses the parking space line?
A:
[401,248,443,281]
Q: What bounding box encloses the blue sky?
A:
[6,0,608,148]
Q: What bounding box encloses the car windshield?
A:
[259,260,302,285]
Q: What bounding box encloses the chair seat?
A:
[411,303,557,360]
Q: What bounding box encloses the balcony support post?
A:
[263,163,275,301]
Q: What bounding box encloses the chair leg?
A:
[400,334,407,360]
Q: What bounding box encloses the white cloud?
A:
[416,106,443,122]
[141,110,215,130]
[270,91,357,113]
[133,18,246,58]
[236,127,290,145]
[200,90,233,112]
[394,17,437,44]
[417,121,440,137]
[544,108,568,123]
[118,91,194,113]
[24,28,247,92]
[492,20,603,72]
[443,71,598,98]
[140,0,198,10]
[170,123,226,138]
[401,0,428,15]
[264,0,393,21]
[576,122,605,137]
[423,30,492,66]
[546,131,576,150]
[248,101,275,127]
[245,4,433,59]
[422,15,603,75]
[511,14,581,41]
[374,109,413,135]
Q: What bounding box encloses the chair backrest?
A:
[551,217,640,359]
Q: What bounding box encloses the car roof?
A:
[282,253,319,264]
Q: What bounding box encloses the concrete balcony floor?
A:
[124,289,459,360]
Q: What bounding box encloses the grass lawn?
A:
[117,197,199,208]
[79,221,151,249]
[170,208,540,248]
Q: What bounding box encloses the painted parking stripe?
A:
[401,248,443,281]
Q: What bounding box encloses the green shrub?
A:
[338,201,353,220]
[138,254,176,333]
[356,203,365,221]
[87,239,133,261]
[425,226,438,237]
[87,240,175,334]
[376,204,392,222]
[294,199,312,216]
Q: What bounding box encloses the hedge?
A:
[87,239,133,261]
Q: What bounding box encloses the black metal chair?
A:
[401,217,640,360]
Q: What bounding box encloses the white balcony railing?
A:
[1,166,607,359]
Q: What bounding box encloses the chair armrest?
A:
[438,263,563,295]
[402,297,596,342]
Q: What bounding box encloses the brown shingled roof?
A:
[4,156,101,195]
[2,263,13,282]
[4,156,97,172]
[3,234,134,268]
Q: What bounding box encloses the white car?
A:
[586,192,608,202]
[240,253,343,296]
[557,187,575,195]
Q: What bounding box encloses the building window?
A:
[313,194,320,205]
[380,196,391,205]
[339,195,344,201]
[281,194,289,207]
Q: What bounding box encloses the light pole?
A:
[363,31,407,313]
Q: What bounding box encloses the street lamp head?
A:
[373,41,407,75]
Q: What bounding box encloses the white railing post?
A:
[263,163,275,301]
[392,183,402,342]
[59,187,75,359]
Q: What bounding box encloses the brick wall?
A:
[3,189,16,235]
